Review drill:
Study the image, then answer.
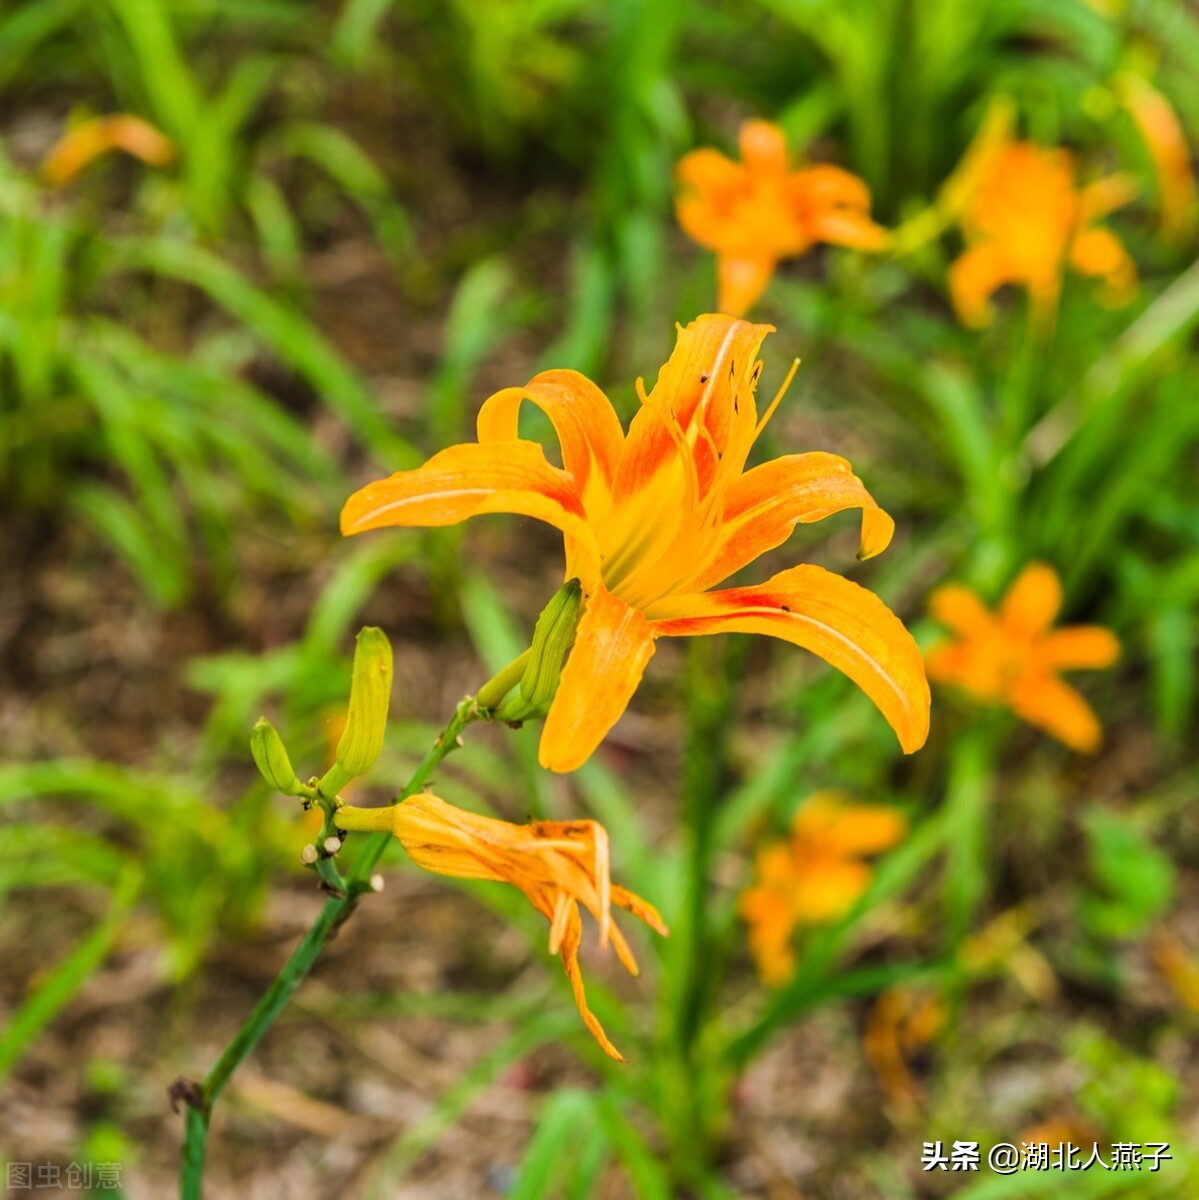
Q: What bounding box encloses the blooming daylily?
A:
[342,314,930,772]
[675,120,891,316]
[740,792,907,985]
[42,114,174,186]
[334,793,667,1060]
[949,132,1137,328]
[927,562,1120,753]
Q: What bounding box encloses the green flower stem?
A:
[942,720,999,950]
[475,648,530,712]
[334,803,396,832]
[663,636,744,1182]
[179,692,483,1199]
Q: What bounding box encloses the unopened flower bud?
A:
[251,718,308,797]
[323,836,343,856]
[300,844,319,865]
[320,626,393,796]
[498,579,582,722]
[370,873,385,893]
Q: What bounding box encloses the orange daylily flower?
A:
[927,562,1120,753]
[1017,1115,1104,1155]
[42,114,174,186]
[675,120,891,316]
[949,133,1137,328]
[739,792,907,986]
[1150,930,1199,1014]
[1118,72,1197,245]
[342,314,930,772]
[864,986,944,1109]
[335,793,667,1060]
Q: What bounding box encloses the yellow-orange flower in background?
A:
[1151,930,1199,1014]
[1118,72,1197,245]
[949,133,1137,328]
[740,793,907,986]
[927,562,1120,753]
[343,314,930,772]
[336,793,667,1060]
[42,114,174,186]
[675,120,891,316]
[864,986,944,1110]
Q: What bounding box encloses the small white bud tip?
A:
[323,837,343,856]
[300,844,319,865]
[370,873,385,893]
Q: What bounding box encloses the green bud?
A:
[499,579,582,721]
[320,626,393,796]
[250,718,308,796]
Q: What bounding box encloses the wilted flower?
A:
[675,120,890,315]
[927,562,1120,752]
[949,133,1136,328]
[740,792,907,985]
[342,314,930,772]
[335,793,667,1060]
[42,114,174,186]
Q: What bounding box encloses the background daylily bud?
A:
[250,718,308,797]
[320,626,393,796]
[499,579,582,721]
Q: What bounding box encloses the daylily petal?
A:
[716,254,777,317]
[682,451,895,593]
[1040,626,1121,670]
[602,315,772,592]
[805,206,892,252]
[793,794,907,857]
[1119,73,1196,241]
[929,584,997,638]
[740,119,789,174]
[612,884,669,939]
[540,585,657,773]
[555,903,624,1061]
[1000,562,1062,636]
[389,794,512,881]
[948,241,1017,327]
[650,565,930,753]
[794,164,873,211]
[675,148,744,249]
[793,858,872,922]
[42,114,173,186]
[792,167,889,251]
[924,642,997,694]
[476,370,624,517]
[1077,172,1138,221]
[936,96,1017,222]
[1069,227,1137,305]
[742,881,798,987]
[1008,672,1103,754]
[341,440,600,575]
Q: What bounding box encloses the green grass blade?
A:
[0,865,142,1082]
[112,236,415,465]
